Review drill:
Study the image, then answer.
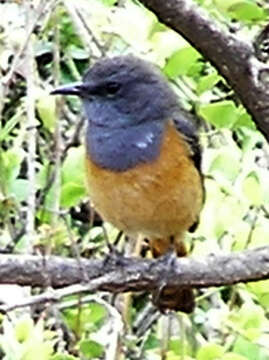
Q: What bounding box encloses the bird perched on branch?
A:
[51,55,204,313]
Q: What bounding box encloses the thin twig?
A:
[61,214,89,282]
[58,294,124,360]
[63,0,105,58]
[50,7,62,230]
[2,0,50,86]
[0,274,118,313]
[25,3,37,251]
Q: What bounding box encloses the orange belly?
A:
[85,122,203,241]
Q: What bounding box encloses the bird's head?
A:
[51,55,179,128]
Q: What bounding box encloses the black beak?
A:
[50,82,84,96]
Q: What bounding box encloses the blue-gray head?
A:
[51,55,183,171]
[51,55,179,127]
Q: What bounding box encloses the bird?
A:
[51,55,204,313]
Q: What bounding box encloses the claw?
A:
[159,249,177,267]
[103,245,131,268]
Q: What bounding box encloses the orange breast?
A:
[85,122,203,239]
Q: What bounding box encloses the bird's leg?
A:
[151,235,195,313]
[114,230,124,246]
[102,227,127,268]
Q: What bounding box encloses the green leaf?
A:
[61,146,87,207]
[1,149,24,184]
[233,336,268,360]
[236,127,263,153]
[0,111,22,141]
[51,354,78,360]
[215,0,267,22]
[232,221,251,251]
[215,0,241,12]
[67,45,89,60]
[9,179,30,202]
[0,148,25,195]
[228,1,267,22]
[15,317,34,343]
[60,182,86,208]
[222,353,248,360]
[169,338,191,356]
[150,29,186,65]
[198,101,238,128]
[247,279,269,297]
[100,0,118,5]
[242,172,262,206]
[85,303,107,326]
[234,111,255,130]
[247,280,269,308]
[164,46,202,78]
[57,9,84,50]
[62,146,85,186]
[79,339,104,358]
[22,343,53,360]
[229,303,265,340]
[144,334,160,350]
[166,351,193,360]
[214,196,245,239]
[249,219,269,249]
[256,293,269,309]
[36,94,57,132]
[111,1,156,50]
[188,60,204,77]
[34,41,53,57]
[197,343,225,360]
[62,303,107,336]
[196,72,221,94]
[209,150,241,182]
[36,93,57,132]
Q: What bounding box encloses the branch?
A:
[139,0,269,141]
[0,247,269,295]
[63,0,106,58]
[2,0,51,86]
[25,3,37,251]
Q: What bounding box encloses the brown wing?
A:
[173,109,204,232]
[173,109,202,172]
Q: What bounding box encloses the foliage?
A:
[0,315,56,360]
[0,0,269,359]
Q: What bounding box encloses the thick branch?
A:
[0,247,269,293]
[139,0,269,141]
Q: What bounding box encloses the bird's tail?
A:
[150,235,194,313]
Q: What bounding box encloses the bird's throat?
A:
[86,121,165,172]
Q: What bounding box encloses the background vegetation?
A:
[0,0,269,359]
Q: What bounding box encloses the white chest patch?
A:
[136,132,155,149]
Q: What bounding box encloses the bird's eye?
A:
[105,82,121,95]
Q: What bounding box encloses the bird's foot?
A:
[152,250,195,313]
[103,244,128,268]
[159,248,178,267]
